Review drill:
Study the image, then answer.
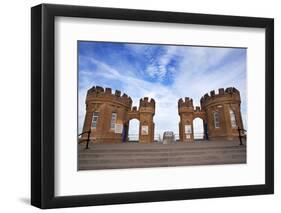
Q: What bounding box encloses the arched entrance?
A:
[193,117,204,141]
[126,97,155,143]
[128,118,140,142]
[178,98,207,142]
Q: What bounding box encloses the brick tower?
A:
[200,87,244,141]
[138,97,155,143]
[82,86,132,143]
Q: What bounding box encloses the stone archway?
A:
[126,118,140,142]
[126,97,155,143]
[178,97,207,142]
[193,117,204,140]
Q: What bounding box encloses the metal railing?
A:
[154,134,162,142]
[238,127,247,145]
[78,130,91,149]
[193,133,204,139]
[128,134,139,142]
[78,128,247,146]
[127,134,162,142]
[141,133,205,143]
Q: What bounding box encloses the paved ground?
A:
[78,140,246,170]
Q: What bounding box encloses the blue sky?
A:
[78,41,247,137]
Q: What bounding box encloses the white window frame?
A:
[91,112,99,129]
[229,109,237,128]
[213,111,220,128]
[110,112,117,130]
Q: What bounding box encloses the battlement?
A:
[139,97,155,108]
[86,86,132,106]
[131,106,138,112]
[194,106,202,112]
[178,97,194,109]
[200,87,240,106]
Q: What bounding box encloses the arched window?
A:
[213,111,220,128]
[229,109,237,128]
[91,112,99,128]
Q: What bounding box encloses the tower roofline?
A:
[200,87,240,107]
[86,86,132,106]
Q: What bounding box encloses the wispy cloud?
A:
[78,41,247,137]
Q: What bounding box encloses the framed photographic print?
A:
[31,3,274,209]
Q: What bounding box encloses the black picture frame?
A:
[31,3,274,209]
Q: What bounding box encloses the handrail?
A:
[237,127,246,145]
[78,130,90,137]
[78,130,91,149]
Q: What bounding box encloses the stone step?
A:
[79,157,246,170]
[79,145,245,153]
[78,149,245,154]
[79,140,242,147]
[80,141,242,147]
[79,155,245,165]
[78,142,246,170]
[79,153,245,163]
[79,149,245,159]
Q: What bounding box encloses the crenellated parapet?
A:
[139,97,155,108]
[178,97,194,108]
[194,106,201,112]
[178,97,206,119]
[127,105,140,121]
[200,87,241,109]
[131,106,138,112]
[178,97,194,114]
[86,86,132,108]
[139,97,155,114]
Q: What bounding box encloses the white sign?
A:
[185,125,192,134]
[186,134,191,139]
[141,125,149,135]
[115,124,123,134]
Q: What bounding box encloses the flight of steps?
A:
[78,141,246,170]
